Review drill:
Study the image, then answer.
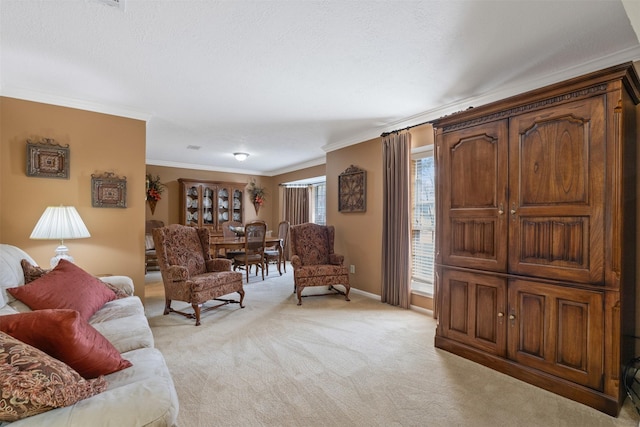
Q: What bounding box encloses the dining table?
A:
[210,236,284,275]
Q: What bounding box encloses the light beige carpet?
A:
[145,267,639,427]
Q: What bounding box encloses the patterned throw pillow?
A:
[20,259,49,284]
[101,281,130,299]
[9,259,116,321]
[0,331,108,422]
[0,309,132,379]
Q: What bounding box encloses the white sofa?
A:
[0,244,179,427]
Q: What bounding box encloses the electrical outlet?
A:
[349,265,355,274]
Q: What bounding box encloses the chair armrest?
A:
[291,255,302,269]
[329,254,344,265]
[165,265,189,281]
[207,258,232,272]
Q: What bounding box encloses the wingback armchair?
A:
[153,224,245,326]
[289,222,350,305]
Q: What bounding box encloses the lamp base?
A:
[50,244,74,268]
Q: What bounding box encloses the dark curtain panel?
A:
[283,187,309,226]
[283,186,310,261]
[382,131,412,308]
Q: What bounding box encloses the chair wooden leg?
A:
[238,289,245,308]
[296,286,303,305]
[164,299,172,315]
[192,303,201,326]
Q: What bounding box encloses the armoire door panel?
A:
[440,269,507,356]
[518,116,588,206]
[441,120,508,272]
[508,279,604,390]
[518,216,589,269]
[451,218,497,260]
[509,97,605,283]
[515,292,545,359]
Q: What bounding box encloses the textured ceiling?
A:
[2,0,640,175]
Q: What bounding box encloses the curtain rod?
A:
[279,183,318,188]
[380,119,432,138]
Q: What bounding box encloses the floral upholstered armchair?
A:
[152,224,244,325]
[289,222,350,306]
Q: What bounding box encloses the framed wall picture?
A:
[91,172,127,208]
[338,165,366,213]
[26,138,70,179]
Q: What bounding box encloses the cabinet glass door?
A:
[217,187,230,230]
[232,189,243,223]
[185,185,199,226]
[201,185,215,226]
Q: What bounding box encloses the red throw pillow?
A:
[0,309,132,379]
[8,259,116,321]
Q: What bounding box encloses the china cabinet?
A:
[433,63,639,416]
[178,179,245,235]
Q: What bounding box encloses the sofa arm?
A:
[99,276,134,296]
[329,254,344,265]
[207,258,232,272]
[291,255,302,269]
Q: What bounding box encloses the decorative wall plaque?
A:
[339,165,366,213]
[26,138,70,179]
[91,172,127,208]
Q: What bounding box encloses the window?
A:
[312,183,326,225]
[283,176,326,225]
[411,148,435,296]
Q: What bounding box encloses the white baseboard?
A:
[350,288,434,316]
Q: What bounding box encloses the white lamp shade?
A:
[30,206,91,240]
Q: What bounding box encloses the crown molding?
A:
[146,156,326,177]
[265,156,326,176]
[145,159,267,176]
[0,86,152,121]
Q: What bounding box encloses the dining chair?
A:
[233,221,267,282]
[221,220,245,259]
[265,221,289,276]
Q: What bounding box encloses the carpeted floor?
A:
[145,267,639,427]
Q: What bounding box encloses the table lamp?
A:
[30,206,91,267]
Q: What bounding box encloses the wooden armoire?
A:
[433,63,640,416]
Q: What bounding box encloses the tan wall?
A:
[145,164,275,232]
[0,97,147,296]
[0,95,435,309]
[326,137,382,295]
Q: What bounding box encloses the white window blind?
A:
[313,183,326,225]
[411,151,435,295]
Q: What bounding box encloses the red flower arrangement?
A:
[146,174,165,202]
[248,179,266,206]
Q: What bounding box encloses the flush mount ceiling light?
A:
[233,152,249,162]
